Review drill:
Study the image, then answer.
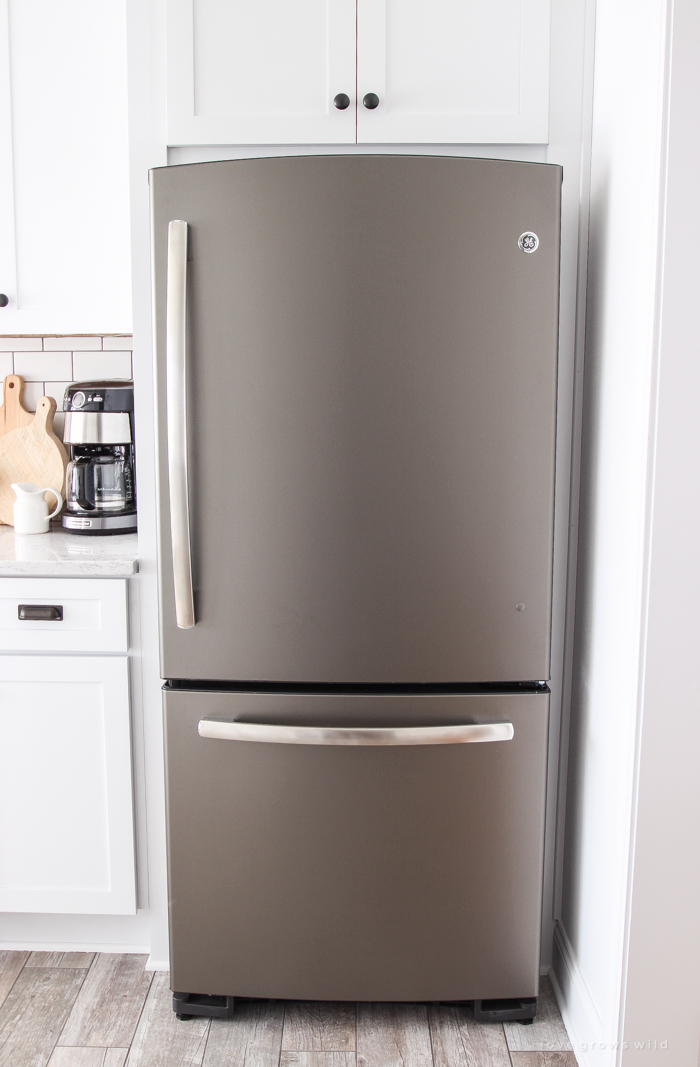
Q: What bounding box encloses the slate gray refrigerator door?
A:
[163,688,549,1001]
[151,155,561,684]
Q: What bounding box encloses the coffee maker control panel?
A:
[64,381,135,414]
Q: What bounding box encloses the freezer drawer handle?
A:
[166,219,195,629]
[197,720,514,746]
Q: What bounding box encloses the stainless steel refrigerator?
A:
[151,155,561,1017]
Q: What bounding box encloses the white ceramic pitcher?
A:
[11,482,63,535]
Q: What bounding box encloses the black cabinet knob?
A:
[363,93,380,109]
[334,93,350,110]
[0,294,8,307]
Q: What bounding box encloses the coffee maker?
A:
[62,381,137,534]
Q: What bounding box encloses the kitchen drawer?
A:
[0,578,128,653]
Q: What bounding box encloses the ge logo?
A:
[518,232,539,253]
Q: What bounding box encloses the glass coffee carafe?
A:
[66,446,134,513]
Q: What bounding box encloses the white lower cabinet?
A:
[0,654,136,915]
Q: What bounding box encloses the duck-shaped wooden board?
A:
[0,394,68,525]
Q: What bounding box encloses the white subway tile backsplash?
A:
[0,336,42,351]
[19,381,44,411]
[43,381,71,410]
[73,351,132,380]
[43,335,103,351]
[14,352,73,382]
[6,340,133,421]
[102,335,133,350]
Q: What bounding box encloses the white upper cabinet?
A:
[166,0,358,144]
[165,0,551,146]
[0,0,132,334]
[357,0,551,143]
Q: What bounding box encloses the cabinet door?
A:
[166,0,357,145]
[0,656,136,914]
[357,0,551,143]
[0,0,132,334]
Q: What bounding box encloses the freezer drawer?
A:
[164,688,549,1002]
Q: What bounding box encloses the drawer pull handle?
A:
[18,604,64,621]
[198,720,514,746]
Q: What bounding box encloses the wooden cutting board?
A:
[0,374,35,436]
[0,396,68,525]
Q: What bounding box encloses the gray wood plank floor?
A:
[0,953,575,1067]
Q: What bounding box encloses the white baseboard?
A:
[0,910,153,955]
[0,941,151,954]
[145,955,170,971]
[551,921,622,1067]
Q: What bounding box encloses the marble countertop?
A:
[0,525,138,576]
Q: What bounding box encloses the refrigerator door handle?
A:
[197,720,514,745]
[166,219,195,629]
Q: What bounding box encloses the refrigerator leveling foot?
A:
[473,997,537,1023]
[172,991,235,1020]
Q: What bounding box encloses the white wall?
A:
[552,0,700,1064]
[619,0,700,1060]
